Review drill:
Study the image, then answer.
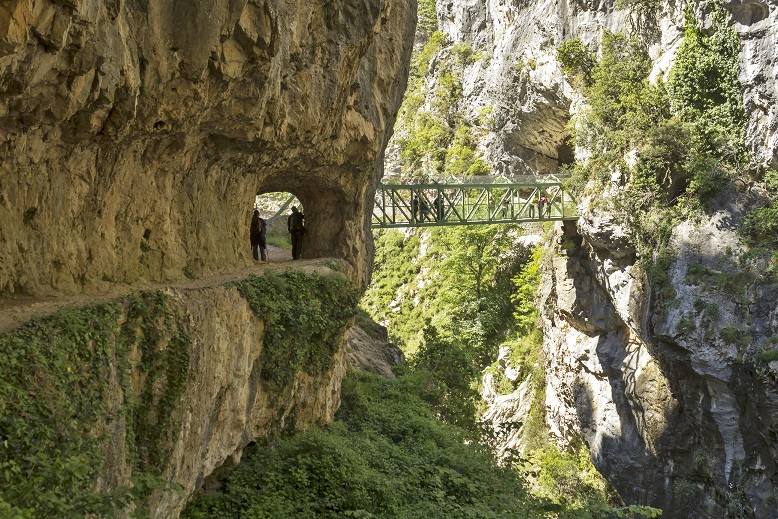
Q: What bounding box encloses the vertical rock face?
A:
[430,0,778,515]
[0,0,416,295]
[541,208,778,516]
[434,0,778,173]
[138,284,351,518]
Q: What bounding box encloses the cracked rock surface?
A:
[0,0,416,295]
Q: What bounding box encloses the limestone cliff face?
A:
[0,267,355,518]
[540,208,778,517]
[431,0,778,515]
[0,0,416,295]
[433,0,778,174]
[136,282,350,518]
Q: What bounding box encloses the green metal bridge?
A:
[371,179,578,229]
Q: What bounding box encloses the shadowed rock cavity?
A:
[0,0,417,296]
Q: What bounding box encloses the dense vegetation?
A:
[393,1,490,179]
[229,271,359,388]
[183,371,552,518]
[362,227,659,517]
[185,224,656,517]
[557,4,777,287]
[0,271,357,518]
[0,292,190,518]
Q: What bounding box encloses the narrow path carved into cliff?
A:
[0,246,343,334]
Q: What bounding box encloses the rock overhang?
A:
[0,0,417,296]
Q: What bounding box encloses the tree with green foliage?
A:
[560,13,749,295]
[182,371,553,518]
[445,126,491,176]
[411,325,480,430]
[668,6,746,165]
[557,39,596,86]
[417,0,438,41]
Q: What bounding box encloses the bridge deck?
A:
[372,182,578,229]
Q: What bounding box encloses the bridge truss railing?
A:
[372,182,577,229]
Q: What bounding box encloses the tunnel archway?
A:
[256,170,364,270]
[254,191,306,260]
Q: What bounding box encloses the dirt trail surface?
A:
[0,247,343,334]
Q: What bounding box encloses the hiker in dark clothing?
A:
[435,191,445,222]
[250,210,268,261]
[419,196,430,223]
[411,193,419,224]
[288,206,305,260]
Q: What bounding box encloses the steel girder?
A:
[371,182,577,229]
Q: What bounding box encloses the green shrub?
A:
[229,271,359,388]
[451,42,476,64]
[0,292,194,517]
[720,326,751,348]
[398,112,452,173]
[668,6,746,162]
[757,346,778,364]
[413,31,445,79]
[182,371,551,518]
[433,70,464,116]
[562,14,748,297]
[557,39,595,86]
[444,126,490,176]
[411,325,480,430]
[417,0,438,39]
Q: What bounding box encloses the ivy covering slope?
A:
[228,271,359,388]
[182,371,553,519]
[0,270,357,518]
[0,292,190,518]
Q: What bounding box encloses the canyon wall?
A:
[433,0,777,174]
[433,0,778,515]
[0,0,416,295]
[0,266,358,518]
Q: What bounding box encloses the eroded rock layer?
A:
[0,0,416,295]
[541,211,778,517]
[432,0,777,174]
[0,267,356,518]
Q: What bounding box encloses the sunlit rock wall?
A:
[431,0,778,515]
[541,199,778,517]
[433,0,777,174]
[0,0,416,295]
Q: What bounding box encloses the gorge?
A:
[1,0,777,518]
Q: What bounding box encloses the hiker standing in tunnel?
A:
[288,206,305,260]
[250,209,268,262]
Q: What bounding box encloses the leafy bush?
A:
[668,6,746,164]
[445,126,490,176]
[230,271,359,388]
[742,169,778,247]
[413,31,445,80]
[417,0,438,40]
[182,371,551,518]
[0,291,194,518]
[557,39,595,86]
[411,326,480,430]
